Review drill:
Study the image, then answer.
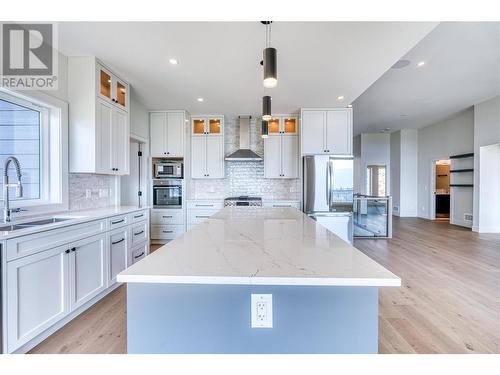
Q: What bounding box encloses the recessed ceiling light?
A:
[169,58,179,65]
[197,97,204,102]
[347,104,353,108]
[337,95,344,100]
[417,61,425,67]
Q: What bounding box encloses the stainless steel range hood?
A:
[225,116,263,161]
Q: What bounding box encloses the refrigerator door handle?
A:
[329,160,334,207]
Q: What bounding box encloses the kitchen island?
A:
[118,207,400,354]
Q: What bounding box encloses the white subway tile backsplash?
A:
[69,173,116,210]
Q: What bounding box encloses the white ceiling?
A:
[353,22,500,135]
[58,22,436,117]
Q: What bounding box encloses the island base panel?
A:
[127,283,378,354]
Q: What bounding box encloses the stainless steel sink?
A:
[0,217,71,232]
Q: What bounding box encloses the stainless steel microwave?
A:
[154,161,183,179]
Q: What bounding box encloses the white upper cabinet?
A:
[149,111,186,157]
[300,108,353,155]
[191,115,224,179]
[68,56,130,175]
[264,115,299,179]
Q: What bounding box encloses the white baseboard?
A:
[476,226,500,233]
[450,219,473,228]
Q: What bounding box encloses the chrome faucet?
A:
[3,156,24,223]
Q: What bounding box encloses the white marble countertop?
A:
[0,205,148,240]
[118,207,401,287]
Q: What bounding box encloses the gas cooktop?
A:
[224,196,262,207]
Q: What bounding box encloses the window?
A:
[0,97,44,201]
[0,89,68,215]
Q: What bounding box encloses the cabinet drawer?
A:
[6,219,106,262]
[151,209,184,225]
[130,242,148,265]
[186,200,223,210]
[151,225,185,240]
[108,214,129,229]
[263,201,301,209]
[130,210,148,223]
[131,222,148,245]
[187,209,220,225]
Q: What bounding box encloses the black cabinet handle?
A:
[65,249,70,254]
[162,215,173,218]
[162,230,173,233]
[112,238,125,245]
[111,219,125,225]
[71,247,76,252]
[134,230,144,236]
[134,252,145,259]
[196,215,210,218]
[133,214,144,219]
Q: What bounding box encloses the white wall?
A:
[360,133,391,195]
[417,109,474,225]
[353,135,361,194]
[390,129,418,217]
[390,131,401,214]
[473,96,500,231]
[478,143,500,232]
[130,91,149,140]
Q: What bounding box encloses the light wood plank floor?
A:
[29,221,500,354]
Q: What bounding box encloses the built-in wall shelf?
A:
[450,169,474,173]
[449,153,474,159]
[450,184,474,187]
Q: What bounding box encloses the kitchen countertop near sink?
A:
[0,206,149,240]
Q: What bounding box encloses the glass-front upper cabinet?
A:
[283,117,297,134]
[192,118,206,135]
[268,118,280,135]
[97,63,129,112]
[99,69,112,100]
[115,80,127,108]
[268,116,298,135]
[208,117,222,135]
[192,116,224,136]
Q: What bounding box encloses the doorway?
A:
[121,138,148,206]
[434,159,450,221]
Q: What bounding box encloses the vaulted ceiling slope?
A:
[58,22,436,117]
[353,22,500,135]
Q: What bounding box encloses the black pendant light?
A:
[261,120,269,138]
[262,95,272,121]
[261,21,277,88]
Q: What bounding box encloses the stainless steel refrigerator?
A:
[303,155,354,244]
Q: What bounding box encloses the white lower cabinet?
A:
[108,228,129,286]
[263,201,301,209]
[4,209,150,353]
[6,244,70,353]
[69,234,107,311]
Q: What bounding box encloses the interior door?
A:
[264,135,282,178]
[205,136,224,178]
[113,108,129,175]
[166,112,184,157]
[301,110,325,154]
[281,135,298,178]
[69,234,106,311]
[150,113,166,157]
[6,244,70,352]
[191,136,206,178]
[97,99,114,174]
[326,110,351,155]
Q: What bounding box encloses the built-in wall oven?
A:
[153,179,183,208]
